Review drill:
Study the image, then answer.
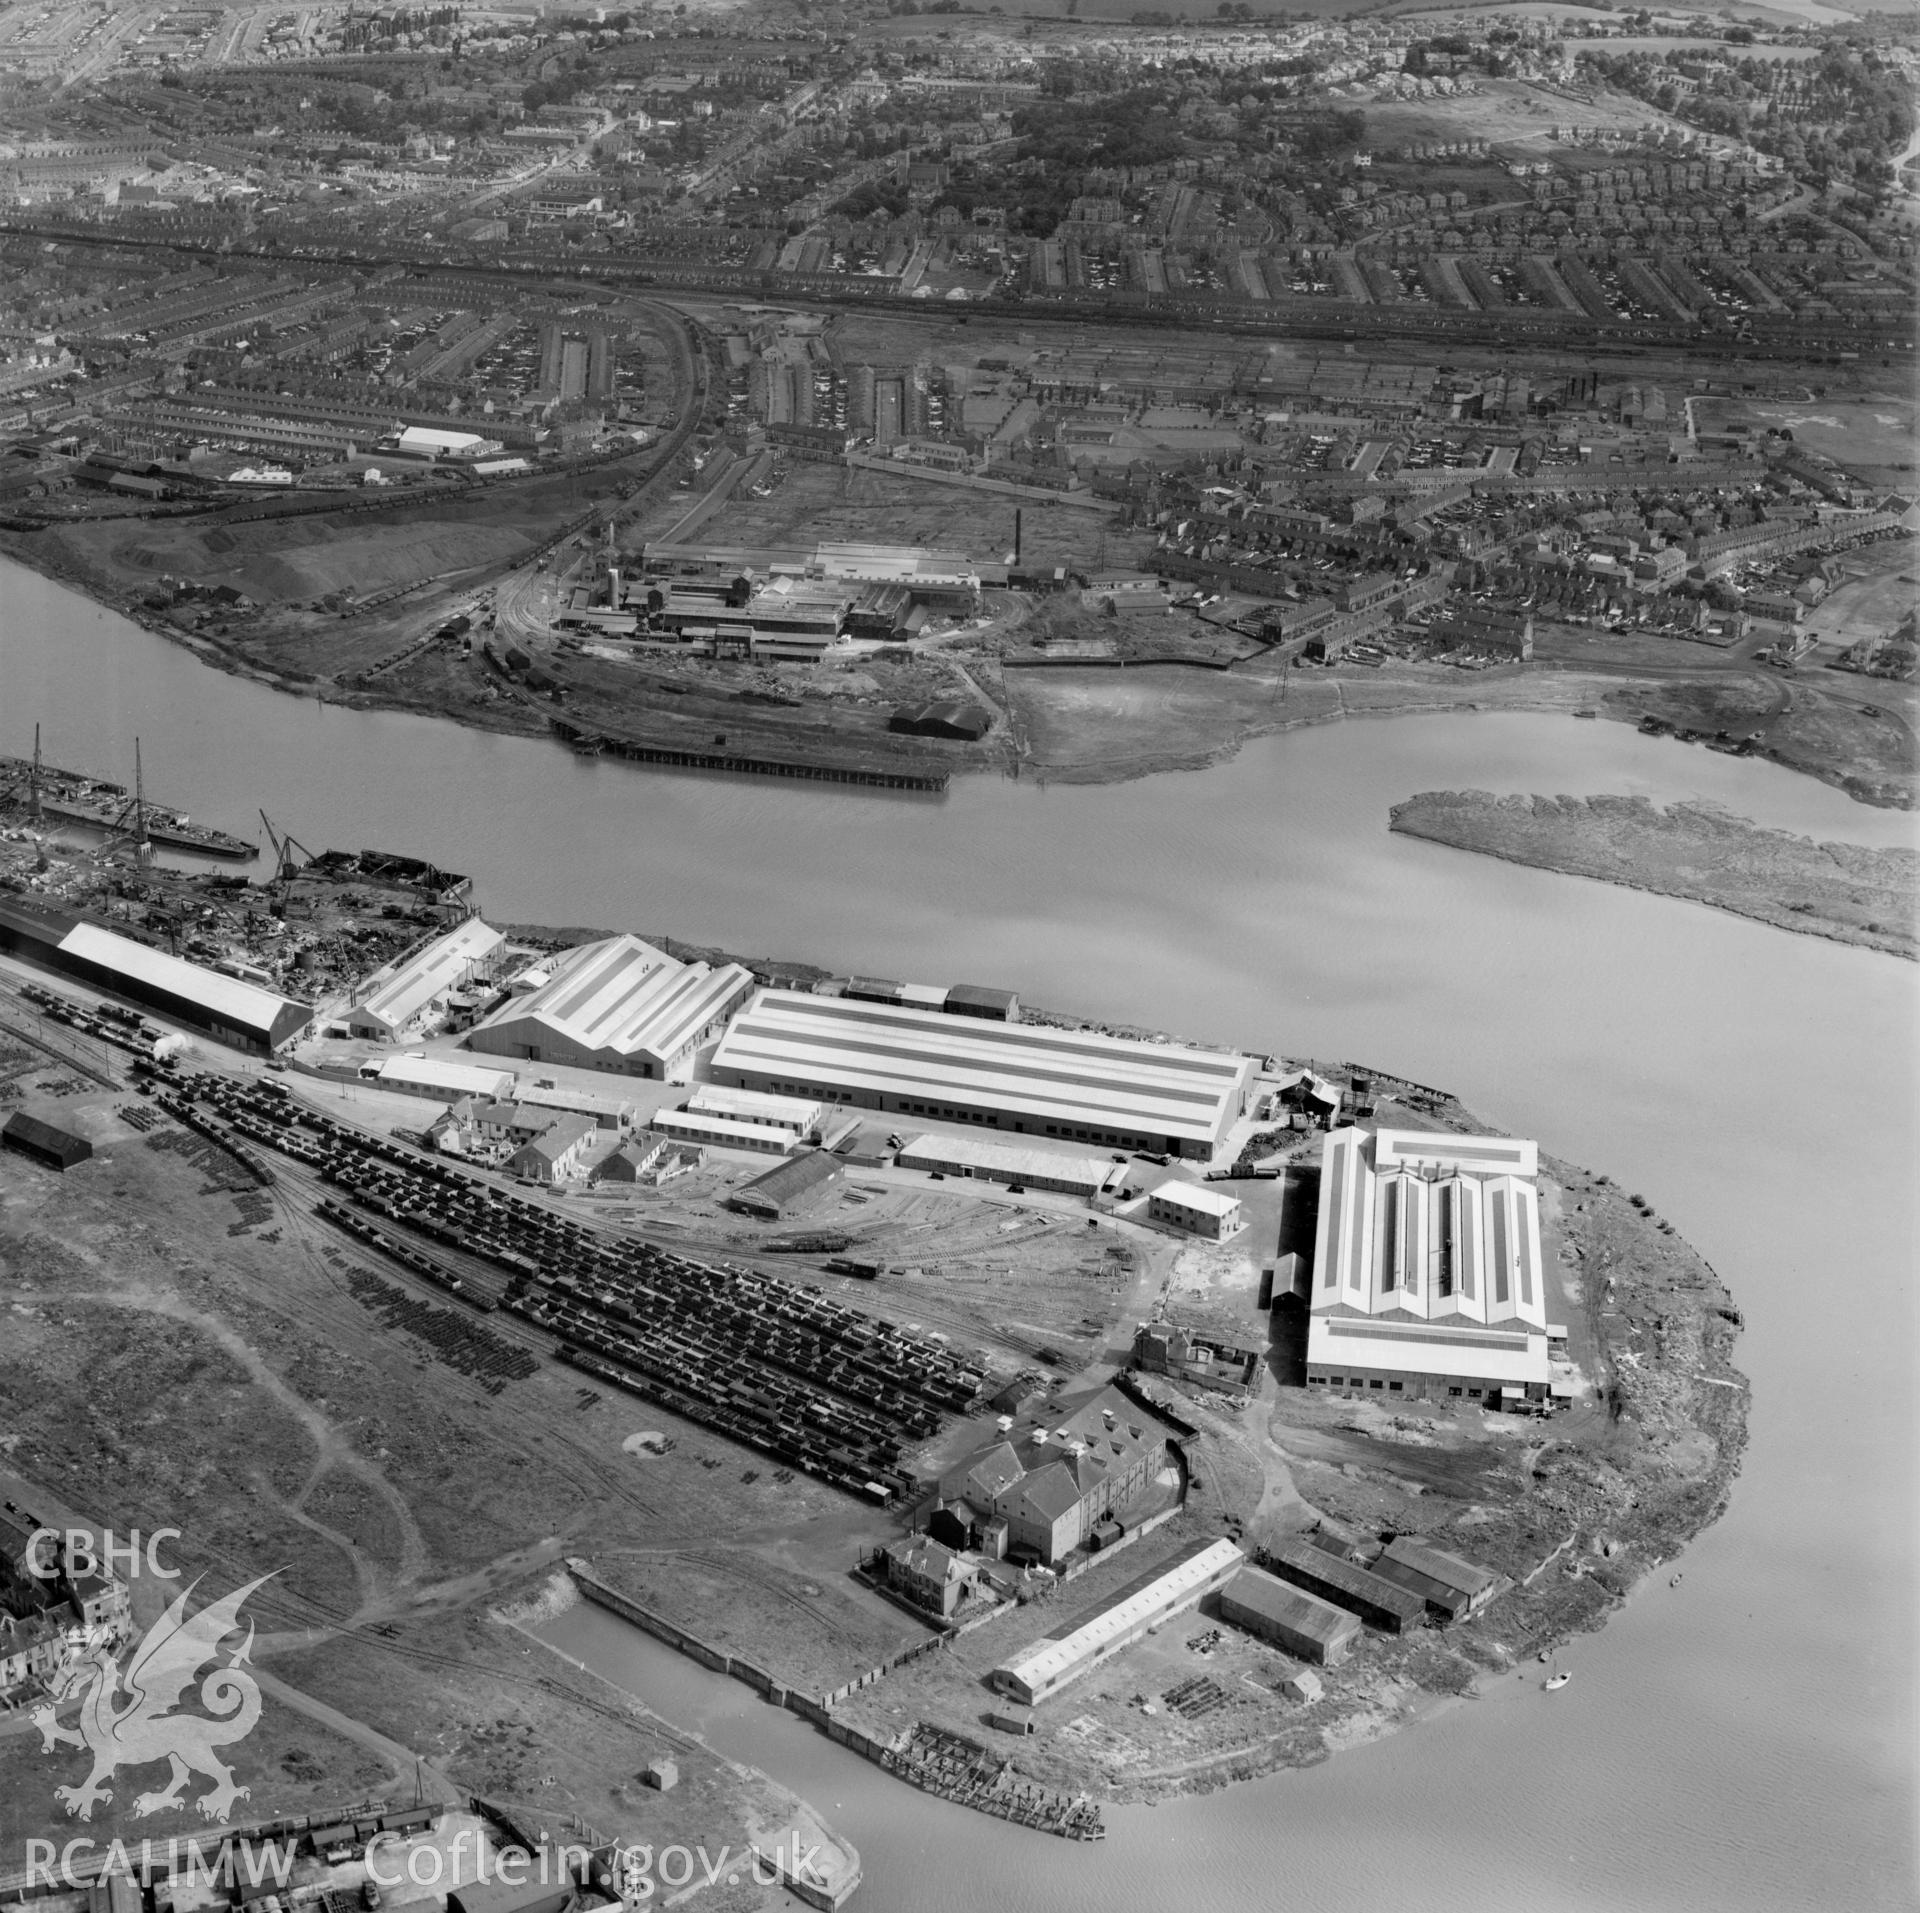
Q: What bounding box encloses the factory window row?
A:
[1309,1376,1490,1400]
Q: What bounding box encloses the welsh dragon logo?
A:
[32,1572,277,1823]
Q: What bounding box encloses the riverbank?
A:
[5,529,1913,810]
[1,561,1907,1906]
[1390,790,1918,961]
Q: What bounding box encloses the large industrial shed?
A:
[466,935,753,1079]
[348,917,506,1042]
[709,989,1254,1159]
[991,1539,1243,1706]
[1306,1123,1551,1402]
[0,900,311,1054]
[895,1133,1113,1197]
[1218,1565,1362,1666]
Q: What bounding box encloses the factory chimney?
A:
[1013,509,1023,568]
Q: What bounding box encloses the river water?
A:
[2,559,1915,1909]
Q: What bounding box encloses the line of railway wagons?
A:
[151,1065,988,1500]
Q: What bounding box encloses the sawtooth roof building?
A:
[466,935,753,1080]
[709,988,1254,1159]
[0,900,311,1055]
[1306,1125,1551,1405]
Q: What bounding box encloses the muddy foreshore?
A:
[1391,789,1917,961]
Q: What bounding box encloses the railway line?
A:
[138,1059,992,1511]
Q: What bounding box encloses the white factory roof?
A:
[1374,1128,1539,1179]
[397,424,491,455]
[1313,1127,1547,1332]
[711,990,1252,1148]
[685,1084,822,1130]
[813,541,979,587]
[471,936,752,1069]
[1150,1179,1242,1217]
[375,1054,513,1100]
[354,919,505,1036]
[896,1132,1114,1188]
[1308,1315,1549,1387]
[58,920,305,1039]
[996,1540,1244,1696]
[651,1109,796,1152]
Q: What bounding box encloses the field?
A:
[38,478,601,612]
[1361,76,1682,154]
[662,459,1147,578]
[1706,395,1919,487]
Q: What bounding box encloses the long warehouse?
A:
[709,988,1255,1158]
[991,1539,1244,1706]
[0,899,312,1054]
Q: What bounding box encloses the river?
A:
[2,558,1915,1909]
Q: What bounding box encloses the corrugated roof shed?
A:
[1261,1535,1426,1631]
[1219,1566,1362,1663]
[1371,1536,1497,1618]
[945,982,1019,1020]
[727,1148,843,1217]
[711,988,1251,1153]
[0,899,309,1052]
[2,1112,93,1171]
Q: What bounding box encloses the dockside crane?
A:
[259,810,317,907]
[98,737,155,863]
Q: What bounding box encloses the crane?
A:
[258,811,317,905]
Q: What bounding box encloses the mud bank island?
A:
[0,843,1749,1899]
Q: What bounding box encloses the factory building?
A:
[991,1539,1244,1706]
[2,1112,93,1173]
[710,989,1253,1158]
[1259,1537,1426,1634]
[348,918,508,1043]
[946,984,1019,1022]
[369,1054,515,1104]
[895,1133,1115,1198]
[1369,1537,1498,1622]
[467,936,753,1080]
[726,1149,844,1220]
[684,1084,823,1137]
[1306,1126,1551,1404]
[0,900,311,1054]
[1146,1180,1245,1240]
[651,1108,797,1156]
[640,540,981,614]
[1218,1565,1363,1665]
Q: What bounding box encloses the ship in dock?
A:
[0,736,256,861]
